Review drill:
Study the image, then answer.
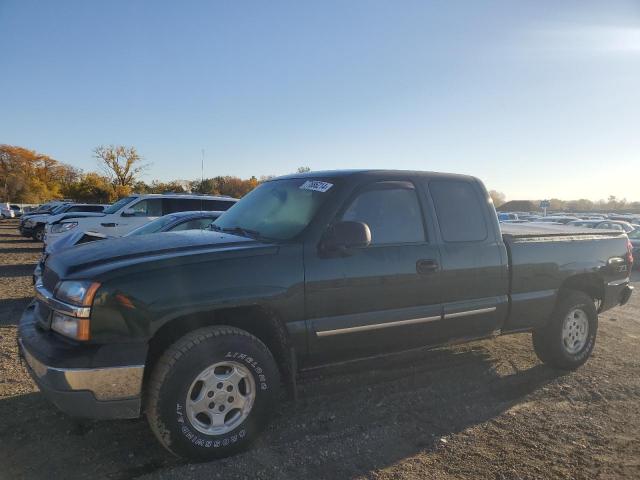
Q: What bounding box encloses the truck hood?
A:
[47,212,106,224]
[23,213,50,224]
[46,230,266,279]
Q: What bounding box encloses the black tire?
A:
[33,225,45,242]
[532,289,598,370]
[145,325,280,460]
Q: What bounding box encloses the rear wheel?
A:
[532,290,598,370]
[145,326,280,460]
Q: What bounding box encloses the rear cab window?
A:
[428,179,489,242]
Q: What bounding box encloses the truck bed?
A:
[501,223,625,240]
[500,222,629,333]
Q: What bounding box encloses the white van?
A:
[45,193,237,245]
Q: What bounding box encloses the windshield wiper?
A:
[212,225,263,239]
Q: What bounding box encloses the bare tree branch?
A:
[93,145,149,187]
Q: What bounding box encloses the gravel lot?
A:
[1,219,639,480]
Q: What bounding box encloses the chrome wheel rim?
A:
[186,361,256,436]
[562,308,589,354]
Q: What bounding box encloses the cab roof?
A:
[275,169,477,182]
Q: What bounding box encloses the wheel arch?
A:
[144,305,293,389]
[558,273,604,305]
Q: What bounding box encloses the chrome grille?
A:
[42,267,59,292]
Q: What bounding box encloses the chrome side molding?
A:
[443,306,496,320]
[316,306,497,337]
[316,315,441,337]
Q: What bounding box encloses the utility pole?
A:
[201,149,205,193]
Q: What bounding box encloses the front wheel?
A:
[532,289,598,370]
[145,326,280,460]
[33,226,45,242]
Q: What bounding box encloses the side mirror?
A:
[321,221,371,254]
[121,208,136,217]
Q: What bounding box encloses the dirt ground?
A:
[1,218,639,480]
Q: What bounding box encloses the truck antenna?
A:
[201,149,205,187]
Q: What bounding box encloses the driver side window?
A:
[341,182,425,245]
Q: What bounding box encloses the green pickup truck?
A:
[18,170,634,460]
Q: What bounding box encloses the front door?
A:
[304,180,442,363]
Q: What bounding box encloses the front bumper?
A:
[619,285,634,306]
[18,304,144,419]
[43,230,69,247]
[19,225,34,236]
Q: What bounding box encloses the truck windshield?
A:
[212,178,336,241]
[51,204,69,214]
[127,215,178,236]
[103,196,137,214]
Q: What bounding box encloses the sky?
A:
[1,0,639,202]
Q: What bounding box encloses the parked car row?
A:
[15,193,238,243]
[33,210,225,282]
[498,211,640,234]
[16,170,635,460]
[20,202,107,241]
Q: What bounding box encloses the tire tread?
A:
[144,325,271,457]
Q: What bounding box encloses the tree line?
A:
[493,194,640,214]
[2,144,637,213]
[0,144,276,204]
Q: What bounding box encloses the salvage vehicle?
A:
[18,201,72,226]
[20,204,106,241]
[44,193,237,246]
[18,170,634,460]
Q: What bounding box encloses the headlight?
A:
[51,222,78,234]
[24,219,34,227]
[54,280,101,307]
[51,311,90,340]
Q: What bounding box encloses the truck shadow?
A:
[0,238,39,244]
[0,264,37,278]
[0,297,33,325]
[0,247,42,254]
[0,339,563,480]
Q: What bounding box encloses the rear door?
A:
[305,179,443,362]
[425,179,509,338]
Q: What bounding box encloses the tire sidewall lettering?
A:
[225,351,269,390]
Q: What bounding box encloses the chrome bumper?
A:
[19,338,144,402]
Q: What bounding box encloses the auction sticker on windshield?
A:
[299,180,333,192]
